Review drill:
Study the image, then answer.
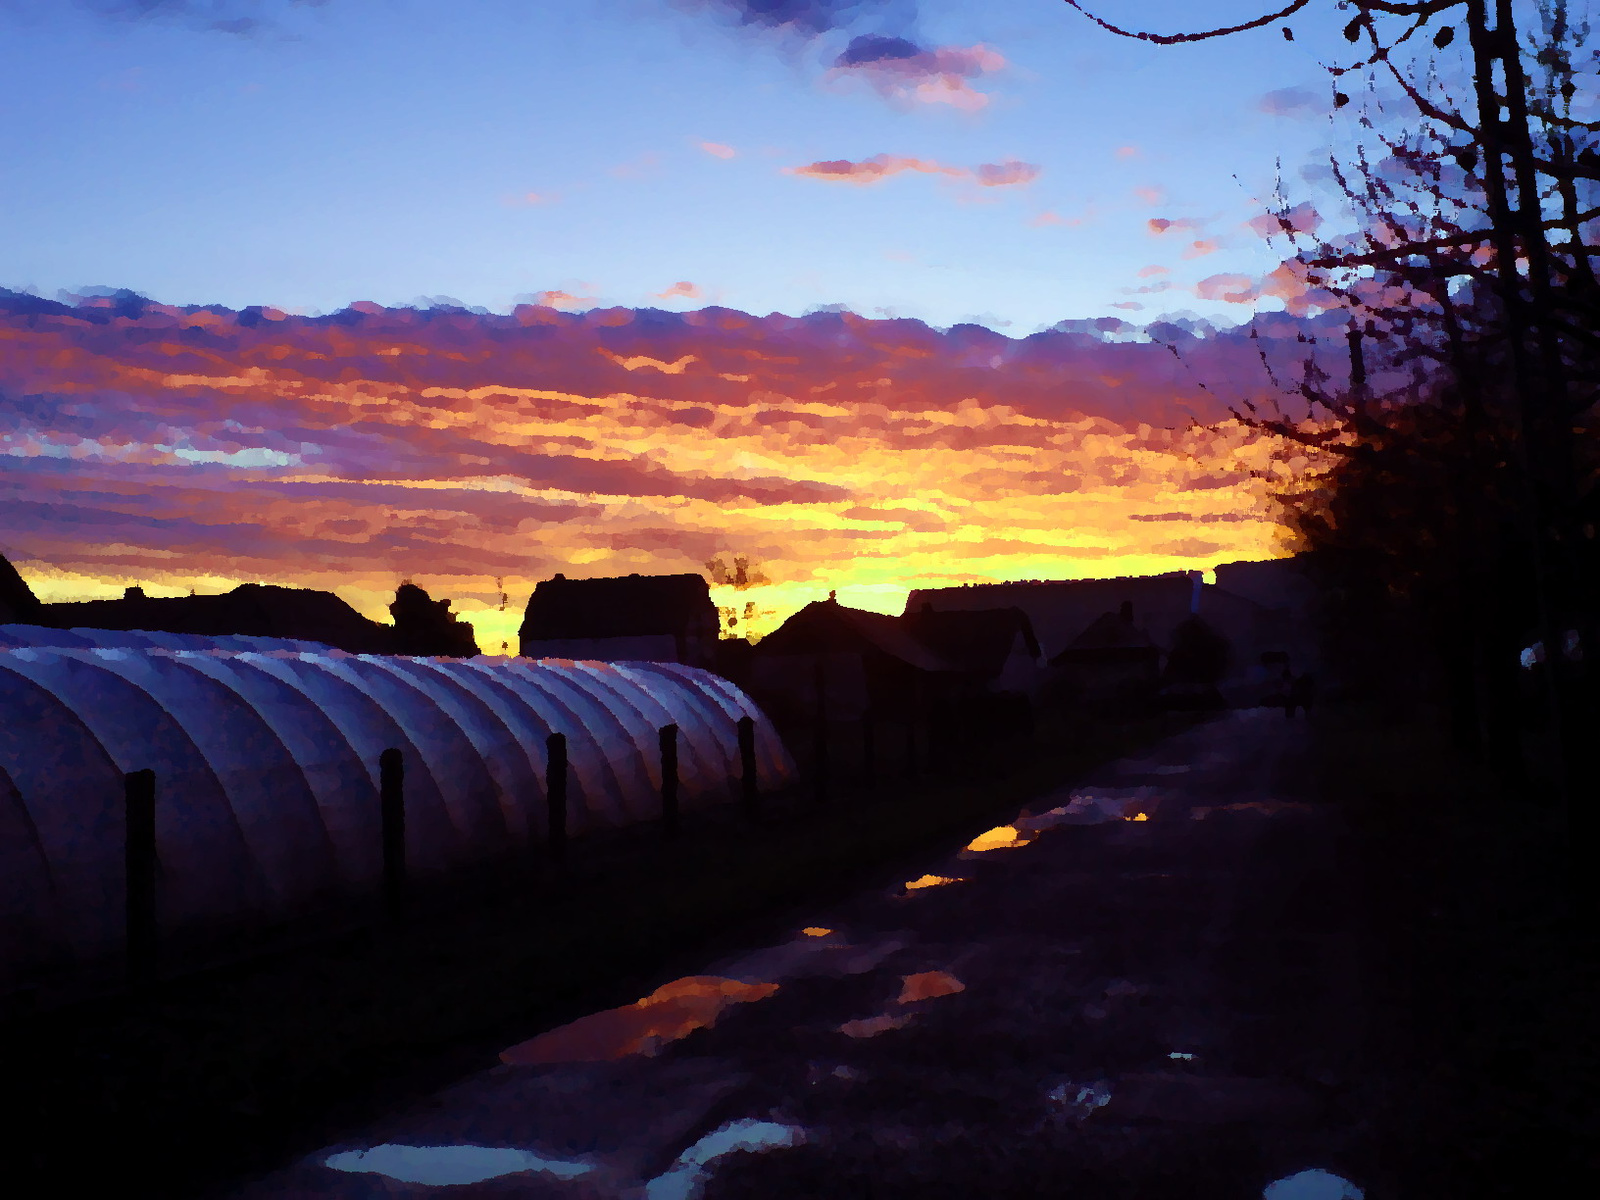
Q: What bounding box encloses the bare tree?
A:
[1065,0,1598,801]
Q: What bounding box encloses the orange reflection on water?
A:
[801,927,832,937]
[1125,813,1149,821]
[903,874,961,891]
[498,975,778,1065]
[837,1013,914,1039]
[895,970,965,1004]
[964,824,1036,853]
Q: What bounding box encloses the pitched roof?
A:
[1050,610,1159,664]
[519,573,716,641]
[0,553,42,624]
[902,606,1040,676]
[758,598,955,673]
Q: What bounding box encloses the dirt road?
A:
[212,708,1479,1199]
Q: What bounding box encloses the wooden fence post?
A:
[379,748,406,923]
[737,714,759,821]
[546,732,568,865]
[124,769,156,988]
[660,724,680,839]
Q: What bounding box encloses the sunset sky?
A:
[1,1,1402,648]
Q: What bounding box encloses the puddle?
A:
[1046,1079,1112,1119]
[837,1012,914,1038]
[963,824,1036,853]
[644,1119,805,1200]
[896,970,964,1003]
[1262,1168,1364,1200]
[1168,1051,1197,1061]
[903,873,963,891]
[801,927,831,937]
[322,1143,594,1185]
[500,976,778,1065]
[1190,800,1313,820]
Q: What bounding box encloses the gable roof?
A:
[0,553,42,624]
[519,573,716,641]
[757,598,954,673]
[902,606,1040,676]
[1049,610,1159,665]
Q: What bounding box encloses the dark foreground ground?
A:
[3,707,1203,1199]
[203,701,1597,1199]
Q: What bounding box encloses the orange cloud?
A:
[1148,217,1205,235]
[527,289,593,310]
[973,160,1041,187]
[3,294,1325,645]
[787,154,1039,188]
[1246,201,1322,239]
[1133,186,1165,206]
[1182,239,1221,258]
[1137,265,1169,278]
[699,142,736,159]
[655,281,703,300]
[1195,273,1260,303]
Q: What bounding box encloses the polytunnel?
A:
[0,634,794,1000]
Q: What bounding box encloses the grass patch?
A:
[6,705,1204,1200]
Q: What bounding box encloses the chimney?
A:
[828,590,837,603]
[1190,571,1203,615]
[1118,600,1133,624]
[124,586,147,600]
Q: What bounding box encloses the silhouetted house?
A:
[518,572,719,668]
[1048,600,1162,709]
[1159,614,1232,709]
[906,572,1198,662]
[390,582,480,657]
[901,604,1044,697]
[37,583,392,653]
[748,593,958,725]
[0,554,43,625]
[1212,554,1321,670]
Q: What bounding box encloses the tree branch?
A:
[1058,0,1313,44]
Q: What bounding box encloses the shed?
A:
[518,572,719,668]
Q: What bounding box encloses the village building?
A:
[36,582,394,654]
[900,604,1044,698]
[0,553,43,625]
[905,572,1199,663]
[517,572,720,668]
[746,593,959,726]
[1047,600,1162,710]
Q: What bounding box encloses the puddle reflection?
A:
[1262,1168,1364,1200]
[323,1143,594,1185]
[837,1012,913,1038]
[801,926,831,937]
[903,873,962,890]
[500,975,779,1065]
[964,824,1035,852]
[644,1119,805,1200]
[896,970,964,1003]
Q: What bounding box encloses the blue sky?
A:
[1,0,1373,332]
